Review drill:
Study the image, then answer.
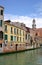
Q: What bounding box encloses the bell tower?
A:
[0,6,4,47]
[32,19,36,29]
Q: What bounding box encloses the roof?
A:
[0,6,4,9]
[25,27,30,33]
[4,20,11,23]
[4,20,27,31]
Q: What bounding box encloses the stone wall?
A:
[3,43,26,53]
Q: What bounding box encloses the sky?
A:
[0,0,42,28]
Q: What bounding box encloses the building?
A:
[0,6,30,53]
[30,19,40,48]
[4,20,27,51]
[0,6,40,53]
[30,19,36,41]
[35,28,42,46]
[32,19,36,29]
[25,27,30,45]
[0,6,4,49]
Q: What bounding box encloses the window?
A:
[0,10,3,15]
[20,37,21,42]
[0,44,2,47]
[14,36,16,41]
[23,31,24,36]
[17,29,19,34]
[1,10,3,15]
[14,28,16,34]
[11,27,13,34]
[26,34,27,39]
[11,36,13,41]
[5,25,7,32]
[17,37,19,41]
[5,35,8,40]
[28,34,30,40]
[0,31,3,39]
[23,38,24,42]
[0,20,2,27]
[20,30,21,35]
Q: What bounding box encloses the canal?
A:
[0,48,42,65]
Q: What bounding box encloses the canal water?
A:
[0,48,42,65]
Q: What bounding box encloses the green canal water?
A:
[0,48,42,65]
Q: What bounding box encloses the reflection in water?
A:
[0,48,42,65]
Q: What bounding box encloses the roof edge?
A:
[0,6,4,9]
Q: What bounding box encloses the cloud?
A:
[4,14,32,28]
[4,14,42,28]
[29,13,37,17]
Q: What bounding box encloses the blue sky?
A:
[0,0,42,28]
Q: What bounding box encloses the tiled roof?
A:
[4,20,27,31]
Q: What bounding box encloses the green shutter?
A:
[1,20,2,26]
[0,20,2,27]
[5,35,8,40]
[11,36,13,41]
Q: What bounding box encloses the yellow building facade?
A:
[4,21,26,45]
